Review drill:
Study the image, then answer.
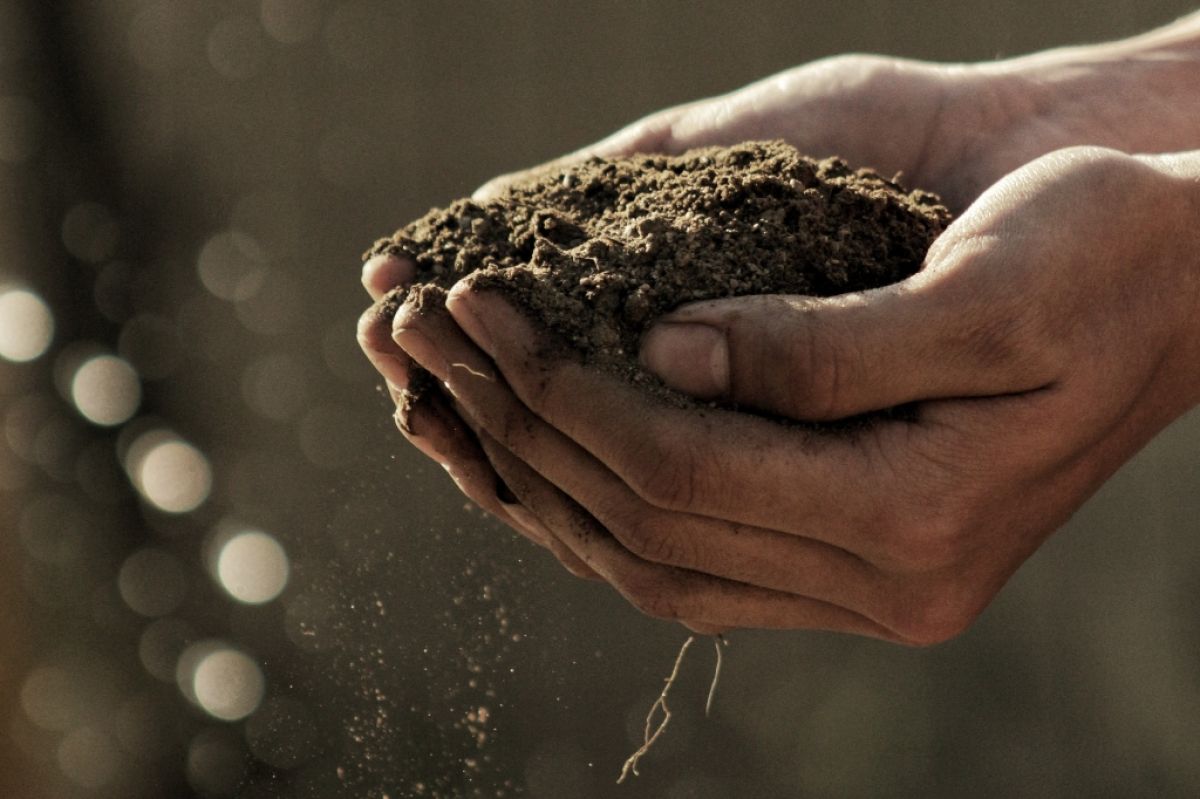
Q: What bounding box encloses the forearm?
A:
[988,11,1200,155]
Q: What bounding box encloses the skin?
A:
[359,15,1200,644]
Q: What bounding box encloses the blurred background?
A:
[2,1,1200,797]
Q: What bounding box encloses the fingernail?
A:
[640,322,729,399]
[392,326,449,382]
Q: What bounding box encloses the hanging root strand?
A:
[617,633,729,784]
[705,634,726,718]
[617,636,694,784]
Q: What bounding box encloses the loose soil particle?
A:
[367,140,951,411]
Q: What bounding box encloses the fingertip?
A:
[446,282,502,357]
[362,253,416,300]
[358,301,413,387]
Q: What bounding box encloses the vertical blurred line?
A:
[0,1,192,796]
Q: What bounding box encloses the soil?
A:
[366,140,950,410]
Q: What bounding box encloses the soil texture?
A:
[367,140,950,409]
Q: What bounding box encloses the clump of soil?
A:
[367,140,950,406]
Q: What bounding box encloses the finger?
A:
[477,427,898,639]
[444,284,895,549]
[357,287,413,389]
[474,430,716,631]
[361,253,415,301]
[639,236,1061,421]
[396,381,540,541]
[500,499,604,581]
[401,382,601,581]
[401,296,891,617]
[391,299,601,580]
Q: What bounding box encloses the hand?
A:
[471,47,1200,213]
[395,146,1200,643]
[358,51,1102,553]
[358,24,1200,635]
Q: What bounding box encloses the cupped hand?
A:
[394,147,1199,643]
[357,45,1200,638]
[359,51,1091,536]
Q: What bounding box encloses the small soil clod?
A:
[367,139,951,408]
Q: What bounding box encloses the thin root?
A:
[617,634,729,784]
[705,634,726,717]
[449,362,495,381]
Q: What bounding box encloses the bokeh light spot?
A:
[128,0,194,73]
[20,666,79,731]
[127,432,212,513]
[118,313,184,380]
[241,354,308,421]
[57,727,124,789]
[0,287,54,362]
[61,202,119,263]
[139,617,197,682]
[260,0,323,45]
[19,493,87,566]
[217,529,289,604]
[298,403,367,469]
[197,230,268,301]
[187,728,249,796]
[70,354,141,426]
[323,0,391,70]
[187,647,265,722]
[207,15,266,81]
[118,548,189,617]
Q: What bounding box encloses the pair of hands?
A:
[359,52,1200,644]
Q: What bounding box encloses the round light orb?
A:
[118,548,188,617]
[128,434,212,514]
[0,287,53,362]
[70,354,141,426]
[216,530,289,604]
[187,646,265,722]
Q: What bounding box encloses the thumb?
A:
[639,271,1056,421]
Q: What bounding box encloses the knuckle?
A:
[958,292,1062,384]
[881,500,973,573]
[628,453,696,511]
[611,512,690,567]
[623,426,698,510]
[891,579,983,647]
[780,312,855,420]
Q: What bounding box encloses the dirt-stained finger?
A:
[475,427,896,639]
[397,380,552,552]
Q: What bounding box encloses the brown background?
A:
[3,1,1200,797]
